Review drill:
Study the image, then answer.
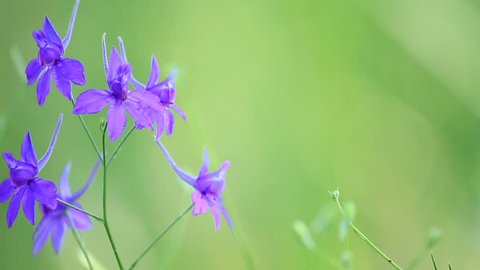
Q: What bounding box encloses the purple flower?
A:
[156,140,233,231]
[118,38,186,138]
[33,161,99,256]
[25,0,86,105]
[0,114,63,228]
[73,35,162,141]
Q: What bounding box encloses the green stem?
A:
[430,254,438,270]
[106,125,135,167]
[67,211,94,270]
[102,124,124,270]
[128,203,194,270]
[71,99,103,161]
[332,192,403,270]
[57,198,104,223]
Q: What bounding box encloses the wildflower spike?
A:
[26,2,86,105]
[121,40,186,137]
[0,115,64,227]
[156,139,233,231]
[33,161,98,255]
[74,36,162,140]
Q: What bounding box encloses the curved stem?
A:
[331,190,403,270]
[71,99,103,161]
[106,125,135,167]
[128,203,193,270]
[57,198,104,223]
[67,211,94,270]
[102,124,124,270]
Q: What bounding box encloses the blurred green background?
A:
[1,0,479,269]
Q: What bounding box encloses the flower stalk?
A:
[57,198,103,223]
[106,125,135,166]
[331,189,403,270]
[71,99,103,161]
[102,124,124,270]
[129,203,193,270]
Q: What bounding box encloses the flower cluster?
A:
[1,0,233,265]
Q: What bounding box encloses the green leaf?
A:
[340,251,353,270]
[10,46,26,82]
[310,202,336,235]
[293,220,316,251]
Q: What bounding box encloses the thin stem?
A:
[57,198,104,223]
[332,191,403,270]
[430,254,438,270]
[71,99,103,161]
[128,203,194,270]
[106,125,135,166]
[67,211,94,270]
[102,124,124,270]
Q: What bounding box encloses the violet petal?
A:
[192,191,208,216]
[55,58,86,85]
[22,189,36,225]
[7,188,26,228]
[2,152,18,169]
[198,147,209,176]
[0,179,15,203]
[36,69,52,106]
[73,89,114,114]
[166,110,175,136]
[219,203,234,229]
[43,17,63,49]
[146,55,160,88]
[172,104,187,121]
[210,204,222,231]
[107,102,127,141]
[108,47,123,79]
[33,217,52,256]
[25,59,44,85]
[51,222,65,254]
[21,132,38,167]
[30,179,57,209]
[52,72,72,100]
[69,207,92,230]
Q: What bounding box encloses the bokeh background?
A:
[0,0,479,269]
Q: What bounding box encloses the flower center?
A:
[40,47,61,66]
[159,88,176,106]
[108,64,132,101]
[111,83,128,101]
